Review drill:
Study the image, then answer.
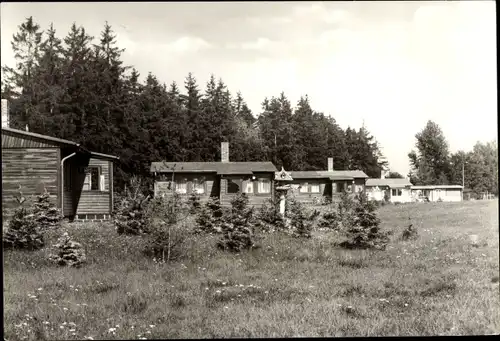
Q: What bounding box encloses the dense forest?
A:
[1,18,388,191]
[2,18,496,197]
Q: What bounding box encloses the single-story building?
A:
[150,142,277,207]
[288,158,368,204]
[2,100,119,222]
[410,185,464,202]
[366,177,413,203]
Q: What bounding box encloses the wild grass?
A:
[3,200,499,339]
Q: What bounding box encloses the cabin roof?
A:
[2,126,80,147]
[411,185,464,190]
[150,161,277,175]
[1,127,119,160]
[289,170,368,180]
[366,178,413,188]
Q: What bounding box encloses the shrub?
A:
[337,190,357,230]
[338,191,390,250]
[217,193,257,252]
[194,197,223,234]
[144,193,191,262]
[188,192,202,214]
[254,198,286,233]
[48,232,86,268]
[401,218,418,240]
[3,192,44,251]
[114,176,151,235]
[286,198,319,238]
[317,205,340,230]
[33,188,63,230]
[383,190,390,203]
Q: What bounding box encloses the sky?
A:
[1,1,497,175]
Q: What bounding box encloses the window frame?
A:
[192,178,206,195]
[244,180,254,194]
[299,182,309,193]
[82,166,102,192]
[256,178,271,195]
[226,178,242,195]
[309,182,320,194]
[175,178,188,194]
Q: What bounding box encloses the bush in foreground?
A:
[114,176,151,235]
[33,189,63,230]
[217,193,257,252]
[286,198,319,238]
[48,232,86,268]
[339,191,389,250]
[144,193,191,262]
[3,192,44,251]
[195,197,223,234]
[254,198,286,233]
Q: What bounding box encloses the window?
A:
[192,178,205,194]
[244,181,254,194]
[300,183,308,193]
[392,189,403,196]
[336,182,344,193]
[310,183,320,193]
[82,167,101,191]
[227,179,240,194]
[258,179,271,194]
[176,178,187,194]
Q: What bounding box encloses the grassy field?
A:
[3,199,499,339]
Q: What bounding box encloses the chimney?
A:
[1,99,9,128]
[381,170,386,179]
[327,157,334,172]
[221,142,229,162]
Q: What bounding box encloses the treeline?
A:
[408,120,498,196]
[1,18,388,191]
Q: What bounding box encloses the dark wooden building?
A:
[2,126,119,222]
[151,142,277,207]
[288,158,368,204]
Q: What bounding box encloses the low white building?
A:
[365,178,413,203]
[410,185,463,202]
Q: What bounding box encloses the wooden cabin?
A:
[288,158,368,204]
[2,125,119,223]
[410,185,463,202]
[365,177,413,203]
[151,142,277,207]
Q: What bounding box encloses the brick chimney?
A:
[1,99,9,128]
[328,157,334,172]
[221,142,229,162]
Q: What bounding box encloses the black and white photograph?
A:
[1,1,498,338]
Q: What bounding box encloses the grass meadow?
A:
[3,199,499,339]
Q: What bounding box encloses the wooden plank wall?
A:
[220,174,274,208]
[2,148,59,220]
[288,179,330,205]
[75,192,111,214]
[73,158,112,215]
